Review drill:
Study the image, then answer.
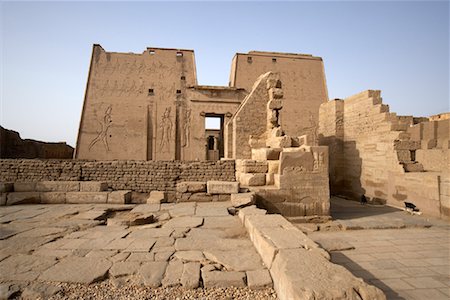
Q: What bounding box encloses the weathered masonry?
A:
[75,45,328,161]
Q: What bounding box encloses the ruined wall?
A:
[0,159,235,193]
[230,51,328,139]
[0,126,73,159]
[227,72,274,159]
[319,90,449,219]
[76,45,197,161]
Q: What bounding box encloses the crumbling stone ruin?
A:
[0,126,73,159]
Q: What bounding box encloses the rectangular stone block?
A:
[80,182,108,192]
[252,148,282,160]
[0,183,13,193]
[36,181,80,192]
[66,192,108,204]
[0,193,6,206]
[239,173,266,186]
[108,190,132,204]
[236,160,268,173]
[40,192,66,204]
[394,140,421,150]
[148,191,166,204]
[176,182,206,193]
[7,192,40,205]
[202,271,246,288]
[207,181,239,194]
[14,182,36,192]
[189,192,214,202]
[267,161,280,174]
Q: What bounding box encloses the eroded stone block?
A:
[40,192,66,204]
[207,181,239,194]
[36,181,80,192]
[239,173,266,186]
[108,190,132,204]
[79,182,108,192]
[7,192,40,205]
[66,192,108,204]
[231,192,255,208]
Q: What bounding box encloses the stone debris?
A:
[231,192,256,208]
[173,250,205,262]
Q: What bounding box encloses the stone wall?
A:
[319,90,449,219]
[0,159,235,193]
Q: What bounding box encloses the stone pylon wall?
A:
[319,90,449,219]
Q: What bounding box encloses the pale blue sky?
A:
[1,1,449,147]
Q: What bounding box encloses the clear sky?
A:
[1,1,449,147]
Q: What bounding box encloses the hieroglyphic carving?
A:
[182,108,192,147]
[313,150,325,171]
[302,112,318,145]
[159,107,173,151]
[89,105,112,151]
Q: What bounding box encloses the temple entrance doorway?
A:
[205,114,224,160]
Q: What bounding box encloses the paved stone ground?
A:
[306,197,450,300]
[0,202,276,299]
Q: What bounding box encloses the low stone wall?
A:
[0,159,235,193]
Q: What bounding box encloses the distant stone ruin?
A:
[0,126,73,159]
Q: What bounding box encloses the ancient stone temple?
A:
[75,45,328,161]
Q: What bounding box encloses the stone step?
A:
[3,190,131,205]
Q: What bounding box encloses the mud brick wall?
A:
[319,90,449,220]
[0,159,235,192]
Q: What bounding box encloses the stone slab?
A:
[204,249,265,271]
[202,271,246,288]
[0,183,14,193]
[195,204,230,217]
[238,205,267,223]
[130,204,161,214]
[147,191,165,204]
[161,259,183,287]
[181,262,200,289]
[207,181,239,194]
[36,181,80,192]
[173,250,205,262]
[231,192,256,208]
[109,261,140,277]
[39,192,66,204]
[239,173,266,186]
[162,216,203,228]
[108,190,132,204]
[39,257,111,284]
[139,261,168,287]
[270,248,386,300]
[251,148,282,160]
[247,269,273,289]
[176,182,207,193]
[175,237,253,251]
[66,192,108,204]
[7,192,40,205]
[168,203,196,217]
[79,181,108,192]
[0,254,57,282]
[13,182,36,192]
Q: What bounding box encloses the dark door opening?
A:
[205,114,224,161]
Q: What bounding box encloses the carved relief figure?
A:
[182,108,191,147]
[89,105,113,151]
[159,107,173,150]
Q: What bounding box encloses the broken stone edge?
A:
[238,207,386,300]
